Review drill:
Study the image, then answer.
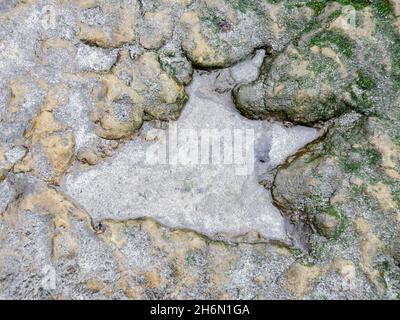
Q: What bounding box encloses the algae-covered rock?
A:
[234,1,400,125]
[181,0,314,68]
[91,50,188,139]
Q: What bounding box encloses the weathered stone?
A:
[283,263,320,299]
[140,9,174,50]
[313,212,341,239]
[90,74,144,140]
[76,0,138,48]
[234,3,399,125]
[0,178,296,299]
[77,147,100,165]
[272,112,400,297]
[64,67,320,241]
[91,50,188,140]
[0,169,6,182]
[1,0,399,300]
[181,0,313,68]
[393,239,400,266]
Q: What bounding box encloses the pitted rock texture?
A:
[0,179,379,299]
[63,65,320,242]
[234,1,400,299]
[0,0,399,300]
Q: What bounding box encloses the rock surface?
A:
[0,0,399,299]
